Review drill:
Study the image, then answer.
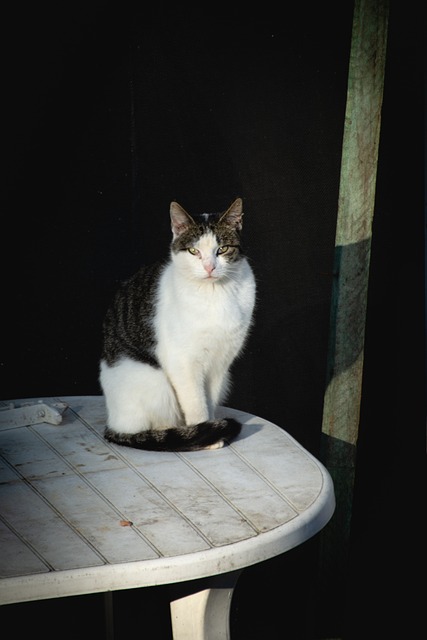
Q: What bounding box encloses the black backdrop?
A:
[2,3,352,452]
[2,2,423,638]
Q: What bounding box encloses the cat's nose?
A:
[203,262,215,275]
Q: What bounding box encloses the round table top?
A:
[0,396,335,604]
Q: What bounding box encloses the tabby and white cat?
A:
[99,197,256,451]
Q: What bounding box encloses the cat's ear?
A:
[220,198,244,231]
[170,202,196,238]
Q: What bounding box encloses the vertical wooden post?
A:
[318,0,389,634]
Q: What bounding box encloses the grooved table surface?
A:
[0,396,335,605]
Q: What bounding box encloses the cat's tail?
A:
[104,418,242,452]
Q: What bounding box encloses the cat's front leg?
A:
[206,369,231,416]
[168,367,211,425]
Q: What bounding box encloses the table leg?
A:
[104,591,114,640]
[170,570,242,640]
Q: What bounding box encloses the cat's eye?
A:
[217,245,229,255]
[187,247,199,256]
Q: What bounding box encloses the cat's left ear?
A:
[220,198,244,231]
[170,202,196,238]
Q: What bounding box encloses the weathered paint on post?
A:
[322,0,389,447]
[318,0,389,635]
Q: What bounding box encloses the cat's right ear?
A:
[170,202,196,238]
[220,197,244,231]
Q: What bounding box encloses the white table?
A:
[0,396,335,639]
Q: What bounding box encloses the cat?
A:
[99,197,256,451]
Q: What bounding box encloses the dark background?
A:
[1,1,423,638]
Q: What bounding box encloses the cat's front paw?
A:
[204,439,225,450]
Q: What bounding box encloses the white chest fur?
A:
[155,258,256,369]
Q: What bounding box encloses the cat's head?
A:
[169,198,245,282]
